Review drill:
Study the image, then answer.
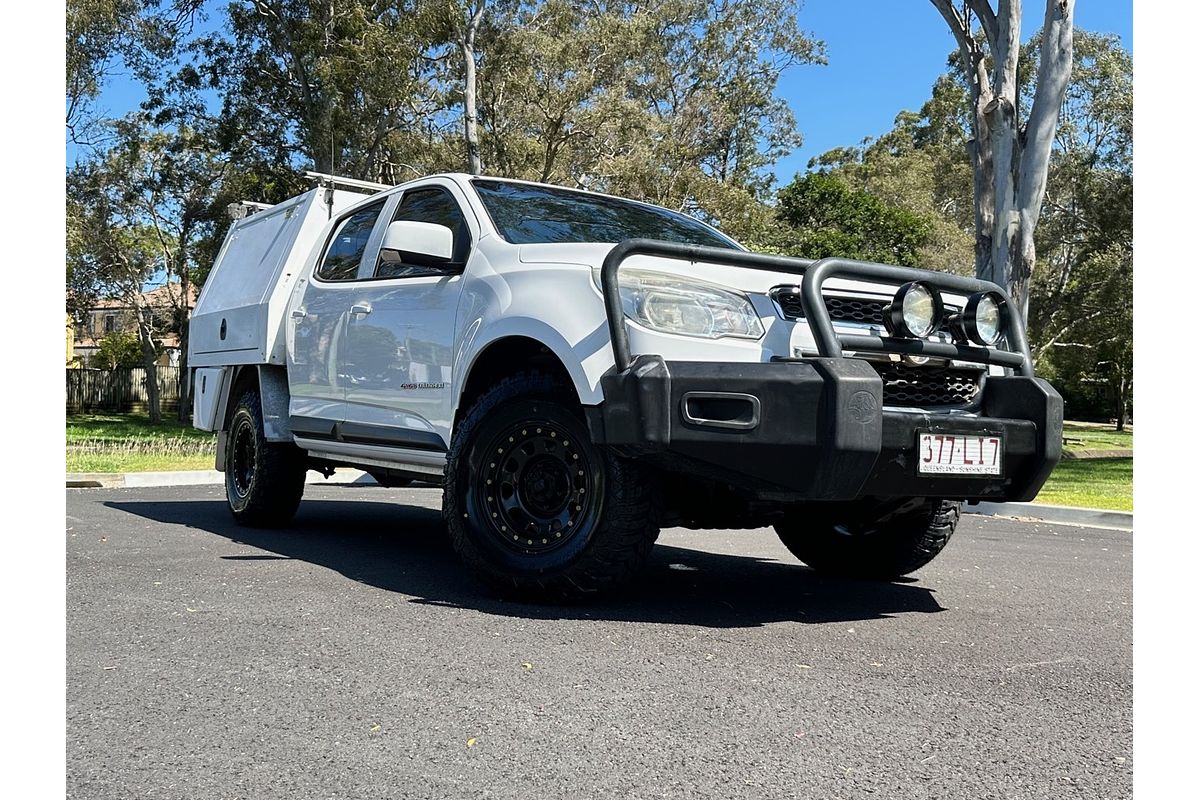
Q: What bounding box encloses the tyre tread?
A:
[443,371,658,602]
[226,389,306,527]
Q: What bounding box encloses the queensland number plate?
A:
[917,433,1002,475]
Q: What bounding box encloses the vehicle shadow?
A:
[105,498,945,629]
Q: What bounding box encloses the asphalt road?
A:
[66,485,1131,799]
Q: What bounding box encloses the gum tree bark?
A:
[459,1,486,175]
[929,0,1075,321]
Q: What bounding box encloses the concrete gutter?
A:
[966,501,1132,531]
[1061,449,1133,460]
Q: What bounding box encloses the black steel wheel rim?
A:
[475,419,601,554]
[230,418,255,498]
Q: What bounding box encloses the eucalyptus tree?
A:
[473,0,824,242]
[194,0,455,181]
[66,0,204,144]
[929,0,1075,319]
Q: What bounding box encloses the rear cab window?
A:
[316,200,387,281]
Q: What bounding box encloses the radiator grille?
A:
[774,291,888,325]
[773,288,961,328]
[871,362,983,407]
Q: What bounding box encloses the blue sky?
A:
[75,1,1133,185]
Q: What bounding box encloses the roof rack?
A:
[304,171,393,193]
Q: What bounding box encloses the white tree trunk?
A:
[461,2,486,176]
[931,0,1074,323]
[1012,0,1075,319]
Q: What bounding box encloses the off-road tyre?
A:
[444,372,659,603]
[225,389,306,527]
[774,499,960,579]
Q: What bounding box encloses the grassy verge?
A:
[66,413,216,473]
[1061,422,1133,455]
[1034,458,1133,512]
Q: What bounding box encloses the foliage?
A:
[771,173,932,267]
[1034,243,1132,423]
[805,97,975,273]
[180,0,452,180]
[66,0,204,143]
[67,116,217,423]
[92,330,154,369]
[157,0,823,244]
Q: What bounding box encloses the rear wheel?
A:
[225,389,306,526]
[444,372,659,602]
[774,499,960,579]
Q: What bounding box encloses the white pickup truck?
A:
[190,172,1062,602]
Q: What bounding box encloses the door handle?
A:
[290,307,307,319]
[350,304,372,316]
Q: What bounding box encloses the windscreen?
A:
[472,179,740,249]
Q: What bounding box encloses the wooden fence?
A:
[66,366,184,414]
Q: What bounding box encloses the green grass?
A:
[66,413,216,473]
[1034,458,1133,512]
[1061,422,1133,455]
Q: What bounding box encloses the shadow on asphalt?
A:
[105,497,945,628]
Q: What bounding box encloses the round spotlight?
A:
[963,291,1006,345]
[886,281,943,338]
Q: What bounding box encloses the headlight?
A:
[610,269,764,340]
[885,281,943,338]
[963,291,1006,345]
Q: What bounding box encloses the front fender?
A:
[454,266,614,407]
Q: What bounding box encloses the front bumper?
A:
[594,240,1062,503]
[593,355,1062,503]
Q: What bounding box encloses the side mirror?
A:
[379,220,455,267]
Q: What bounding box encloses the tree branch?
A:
[966,0,999,48]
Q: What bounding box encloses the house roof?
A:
[76,282,198,313]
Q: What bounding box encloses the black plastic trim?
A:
[289,415,338,440]
[288,415,448,452]
[338,421,448,452]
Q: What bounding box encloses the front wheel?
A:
[443,372,659,603]
[225,389,307,526]
[774,499,960,580]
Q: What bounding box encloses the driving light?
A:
[963,291,1006,346]
[613,269,764,340]
[885,282,943,338]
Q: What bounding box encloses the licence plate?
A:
[917,433,1002,475]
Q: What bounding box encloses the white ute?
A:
[191,172,1062,602]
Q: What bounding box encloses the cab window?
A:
[316,201,385,281]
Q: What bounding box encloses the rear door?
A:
[340,180,477,451]
[287,198,388,437]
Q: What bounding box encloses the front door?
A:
[341,181,476,451]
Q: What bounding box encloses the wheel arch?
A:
[454,334,585,427]
[215,364,294,454]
